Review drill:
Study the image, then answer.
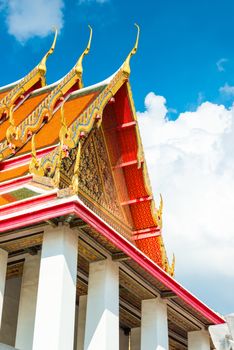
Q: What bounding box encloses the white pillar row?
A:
[76,295,87,350]
[188,330,210,350]
[84,259,119,350]
[141,298,169,350]
[131,327,141,350]
[0,248,8,328]
[15,254,40,350]
[32,225,78,350]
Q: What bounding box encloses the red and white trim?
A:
[0,194,225,325]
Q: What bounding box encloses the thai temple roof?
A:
[0,24,173,272]
[0,25,225,333]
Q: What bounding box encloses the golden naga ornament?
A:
[169,254,176,277]
[52,139,65,188]
[6,105,19,151]
[71,141,82,193]
[157,193,163,228]
[59,100,76,150]
[29,134,44,176]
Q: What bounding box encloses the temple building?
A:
[0,25,225,350]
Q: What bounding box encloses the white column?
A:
[188,330,210,350]
[131,327,140,350]
[84,259,119,350]
[0,249,8,328]
[15,254,40,350]
[141,298,169,350]
[32,225,78,350]
[76,295,87,350]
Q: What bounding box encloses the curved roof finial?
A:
[122,23,140,76]
[38,27,58,74]
[75,25,93,76]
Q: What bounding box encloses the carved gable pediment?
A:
[60,126,133,236]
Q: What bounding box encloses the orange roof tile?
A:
[17,90,99,156]
[0,164,28,183]
[0,92,49,143]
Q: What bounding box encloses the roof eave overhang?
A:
[0,195,224,326]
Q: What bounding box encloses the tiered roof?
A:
[0,26,225,332]
[0,24,174,274]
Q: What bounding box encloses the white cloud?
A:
[219,83,234,97]
[138,92,234,313]
[216,58,228,72]
[0,0,64,42]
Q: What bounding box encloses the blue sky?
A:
[1,0,234,114]
[1,0,234,315]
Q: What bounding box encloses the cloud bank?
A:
[138,92,234,313]
[0,0,64,42]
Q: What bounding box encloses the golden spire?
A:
[38,27,58,75]
[122,23,140,76]
[75,25,93,76]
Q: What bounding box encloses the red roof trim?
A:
[0,195,224,325]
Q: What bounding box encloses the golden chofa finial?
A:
[122,23,140,76]
[38,27,58,76]
[75,25,93,77]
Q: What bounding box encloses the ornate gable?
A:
[60,127,133,237]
